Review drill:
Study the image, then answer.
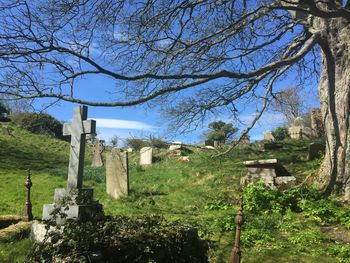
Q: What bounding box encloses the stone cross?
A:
[63,106,96,189]
[91,140,104,167]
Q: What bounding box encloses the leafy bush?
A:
[272,126,289,141]
[125,137,146,150]
[147,136,168,149]
[10,112,63,139]
[28,216,208,262]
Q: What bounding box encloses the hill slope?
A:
[1,121,350,262]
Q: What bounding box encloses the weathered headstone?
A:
[106,148,129,199]
[289,126,302,139]
[241,159,296,189]
[263,131,275,141]
[2,126,10,136]
[308,143,325,161]
[310,108,324,137]
[33,106,103,240]
[91,140,104,167]
[140,147,153,165]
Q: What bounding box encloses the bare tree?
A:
[0,0,350,200]
[271,86,306,124]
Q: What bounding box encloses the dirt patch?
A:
[322,225,350,245]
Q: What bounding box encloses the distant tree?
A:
[110,136,119,147]
[205,121,238,145]
[125,137,146,151]
[11,112,63,139]
[271,86,306,124]
[147,136,168,149]
[0,102,8,115]
[272,126,290,141]
[0,102,9,121]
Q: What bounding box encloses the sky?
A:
[39,72,319,146]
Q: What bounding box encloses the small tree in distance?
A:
[205,121,238,145]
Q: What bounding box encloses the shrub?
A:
[272,126,289,141]
[28,216,208,262]
[125,137,146,150]
[147,136,168,149]
[10,112,63,139]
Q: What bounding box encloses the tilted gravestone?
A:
[140,147,153,165]
[32,106,103,242]
[91,140,104,167]
[241,159,296,189]
[106,148,129,199]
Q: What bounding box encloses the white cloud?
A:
[240,112,285,127]
[91,118,157,131]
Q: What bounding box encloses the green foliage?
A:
[328,245,350,263]
[10,112,63,139]
[125,137,146,150]
[28,216,208,262]
[84,166,105,183]
[272,126,289,141]
[205,121,238,143]
[300,199,350,226]
[147,136,168,149]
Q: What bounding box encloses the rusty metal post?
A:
[231,197,244,263]
[23,169,33,221]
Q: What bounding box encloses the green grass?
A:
[0,121,349,262]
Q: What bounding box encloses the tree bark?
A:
[316,17,350,201]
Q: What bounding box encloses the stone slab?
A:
[106,149,129,199]
[31,221,59,243]
[244,159,278,166]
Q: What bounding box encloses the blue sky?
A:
[39,72,319,146]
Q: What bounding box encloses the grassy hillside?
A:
[1,121,350,262]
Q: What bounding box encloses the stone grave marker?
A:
[310,108,324,137]
[91,140,104,167]
[106,148,129,199]
[241,159,296,189]
[289,126,302,139]
[308,143,325,161]
[32,106,103,242]
[140,147,153,165]
[2,126,10,136]
[263,131,275,141]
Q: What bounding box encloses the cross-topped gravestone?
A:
[63,106,96,189]
[36,106,103,230]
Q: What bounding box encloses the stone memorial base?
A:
[241,159,296,189]
[32,187,103,242]
[42,188,103,223]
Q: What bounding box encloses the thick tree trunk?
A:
[316,17,350,201]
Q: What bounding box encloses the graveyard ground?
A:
[1,122,350,262]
